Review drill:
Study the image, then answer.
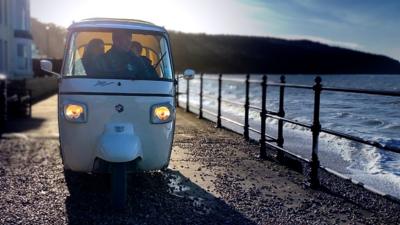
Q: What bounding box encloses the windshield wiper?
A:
[154,52,167,69]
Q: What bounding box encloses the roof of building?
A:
[68,18,166,33]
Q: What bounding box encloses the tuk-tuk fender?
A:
[96,123,143,163]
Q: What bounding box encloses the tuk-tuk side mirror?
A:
[40,59,53,72]
[183,69,195,80]
[40,59,61,78]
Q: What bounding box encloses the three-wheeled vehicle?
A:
[40,18,194,208]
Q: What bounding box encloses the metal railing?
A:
[176,73,400,201]
[0,77,33,133]
[0,76,7,132]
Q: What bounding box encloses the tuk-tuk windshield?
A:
[63,29,173,80]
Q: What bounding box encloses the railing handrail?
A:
[267,82,314,89]
[192,74,400,97]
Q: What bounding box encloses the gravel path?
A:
[0,102,399,224]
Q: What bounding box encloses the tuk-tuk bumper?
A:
[96,123,143,163]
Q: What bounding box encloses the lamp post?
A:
[45,26,50,58]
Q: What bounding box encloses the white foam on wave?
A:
[258,113,400,197]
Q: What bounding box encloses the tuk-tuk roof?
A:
[68,18,167,33]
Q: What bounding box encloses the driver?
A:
[104,30,157,79]
[82,39,104,76]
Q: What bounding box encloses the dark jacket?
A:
[103,47,158,80]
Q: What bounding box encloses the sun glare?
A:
[66,0,195,32]
[32,0,261,35]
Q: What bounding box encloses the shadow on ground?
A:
[65,170,255,225]
[3,118,46,133]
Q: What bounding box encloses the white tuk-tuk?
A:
[40,18,194,208]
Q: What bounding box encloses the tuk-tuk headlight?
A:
[63,103,87,123]
[151,103,174,124]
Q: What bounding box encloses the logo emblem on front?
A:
[115,104,124,113]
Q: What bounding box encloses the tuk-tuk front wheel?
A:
[111,162,127,209]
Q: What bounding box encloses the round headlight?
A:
[154,106,171,121]
[65,104,84,120]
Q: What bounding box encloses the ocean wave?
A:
[360,119,386,127]
[383,124,400,131]
[334,112,351,118]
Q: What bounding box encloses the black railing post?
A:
[198,73,204,119]
[310,76,322,188]
[216,74,222,128]
[186,77,190,112]
[244,74,250,141]
[0,76,7,132]
[277,75,286,162]
[259,75,267,159]
[28,89,32,118]
[176,76,179,108]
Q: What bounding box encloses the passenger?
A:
[81,39,104,76]
[130,41,143,57]
[130,41,159,79]
[104,30,158,79]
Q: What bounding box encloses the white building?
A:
[0,0,33,79]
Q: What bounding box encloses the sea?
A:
[178,74,400,198]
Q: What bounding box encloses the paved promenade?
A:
[0,95,398,224]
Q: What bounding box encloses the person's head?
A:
[130,41,143,56]
[112,30,132,52]
[84,39,104,58]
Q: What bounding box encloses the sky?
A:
[31,0,400,61]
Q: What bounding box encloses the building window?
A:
[17,43,28,70]
[21,8,27,30]
[4,0,7,26]
[17,44,24,57]
[0,40,6,72]
[0,40,3,72]
[4,40,7,71]
[0,0,3,25]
